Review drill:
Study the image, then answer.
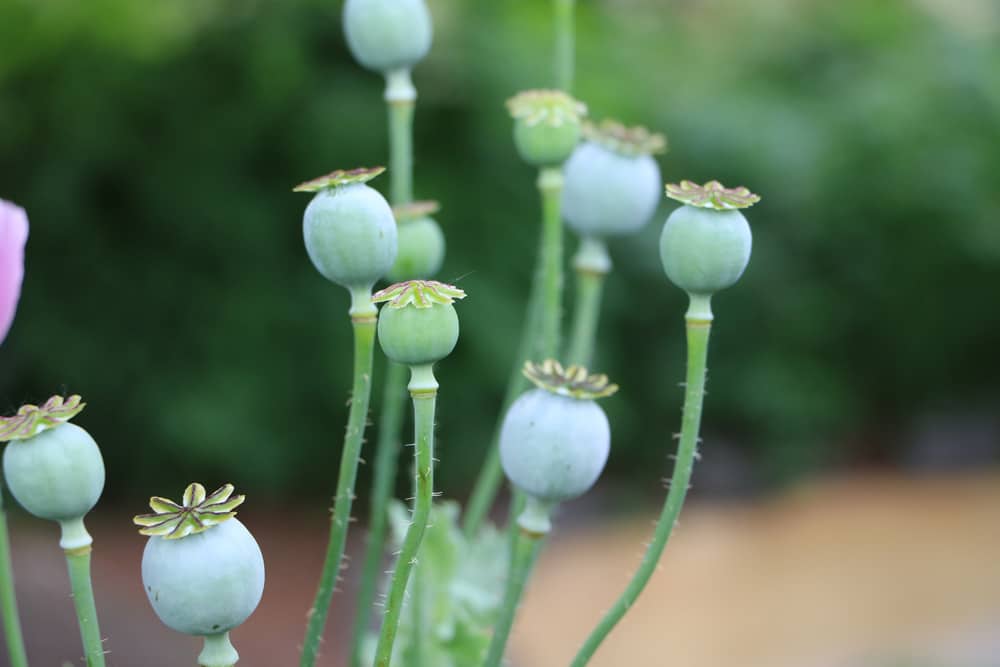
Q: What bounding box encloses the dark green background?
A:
[1,0,998,505]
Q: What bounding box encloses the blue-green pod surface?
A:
[659,205,752,295]
[343,0,432,73]
[141,517,265,637]
[3,422,104,522]
[387,214,445,281]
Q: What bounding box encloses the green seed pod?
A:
[563,120,666,237]
[387,201,446,281]
[295,167,398,291]
[1,396,103,528]
[500,361,618,533]
[343,0,432,74]
[507,90,587,168]
[373,280,465,366]
[135,484,264,639]
[659,180,759,295]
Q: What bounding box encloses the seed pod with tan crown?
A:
[0,395,107,667]
[135,483,264,667]
[507,90,587,168]
[387,200,446,282]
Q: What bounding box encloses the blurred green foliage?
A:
[0,0,998,501]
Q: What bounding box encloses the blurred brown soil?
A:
[2,471,998,667]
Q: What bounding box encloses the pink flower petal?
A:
[0,199,29,345]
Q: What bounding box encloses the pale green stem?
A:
[462,168,565,538]
[300,288,378,667]
[385,68,416,205]
[566,237,611,368]
[199,632,238,667]
[481,526,545,667]
[0,485,28,667]
[570,293,713,666]
[373,365,437,667]
[553,0,576,91]
[62,517,105,667]
[350,361,408,667]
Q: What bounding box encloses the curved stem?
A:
[553,0,576,92]
[64,543,106,667]
[570,293,713,666]
[0,485,28,667]
[350,361,407,667]
[481,527,545,667]
[300,294,378,667]
[462,168,565,538]
[373,368,437,667]
[199,632,238,667]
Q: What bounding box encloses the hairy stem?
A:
[570,293,712,666]
[64,544,106,667]
[199,632,238,667]
[350,360,407,667]
[373,366,437,667]
[300,291,378,667]
[0,486,28,667]
[482,528,544,667]
[462,169,565,538]
[553,0,576,91]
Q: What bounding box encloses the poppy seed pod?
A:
[500,361,618,533]
[296,167,398,291]
[374,280,465,367]
[1,397,103,541]
[343,0,433,74]
[659,180,758,295]
[507,90,587,167]
[387,201,446,281]
[135,484,264,641]
[562,120,666,237]
[0,198,28,344]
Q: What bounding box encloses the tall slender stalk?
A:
[481,529,544,667]
[373,365,437,667]
[0,486,28,667]
[570,293,712,666]
[64,544,106,667]
[553,0,576,91]
[300,290,378,667]
[566,237,611,368]
[350,68,418,667]
[462,168,565,538]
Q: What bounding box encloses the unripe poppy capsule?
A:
[343,0,433,74]
[507,90,587,168]
[374,280,465,367]
[387,201,446,281]
[563,120,666,238]
[295,167,398,292]
[659,180,758,295]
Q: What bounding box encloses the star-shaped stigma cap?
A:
[373,279,466,309]
[293,166,386,192]
[0,395,85,442]
[134,483,245,540]
[523,359,619,400]
[666,180,760,210]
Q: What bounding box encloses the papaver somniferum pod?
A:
[0,198,29,344]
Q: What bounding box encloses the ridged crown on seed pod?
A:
[523,359,619,400]
[388,200,445,281]
[343,0,433,73]
[507,90,587,167]
[134,483,246,540]
[660,180,759,294]
[373,280,466,365]
[296,166,398,290]
[0,394,85,442]
[562,119,666,238]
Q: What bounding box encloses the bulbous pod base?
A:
[377,301,458,366]
[387,216,445,281]
[514,120,581,168]
[659,205,752,294]
[142,518,265,637]
[562,142,661,237]
[199,632,239,667]
[2,422,104,522]
[303,183,398,290]
[343,0,432,73]
[499,389,610,504]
